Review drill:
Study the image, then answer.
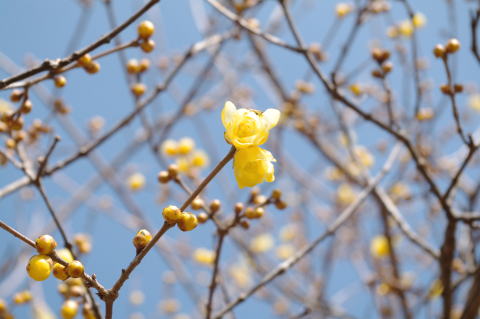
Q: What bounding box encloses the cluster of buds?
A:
[26,235,85,285]
[77,53,100,74]
[230,188,287,231]
[158,138,209,180]
[433,38,460,59]
[434,39,463,96]
[162,205,199,232]
[137,20,156,53]
[370,48,393,79]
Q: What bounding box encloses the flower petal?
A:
[222,101,237,129]
[262,108,281,129]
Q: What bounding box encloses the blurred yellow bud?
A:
[193,248,216,265]
[428,279,443,299]
[370,235,390,258]
[354,146,375,168]
[416,107,434,121]
[250,234,274,253]
[412,12,426,28]
[336,3,352,17]
[399,20,414,37]
[276,244,294,260]
[190,150,209,167]
[468,94,480,111]
[336,183,356,205]
[177,137,195,155]
[161,139,178,156]
[128,173,146,191]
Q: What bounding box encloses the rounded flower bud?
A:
[177,212,198,231]
[35,234,57,255]
[157,171,170,183]
[162,205,182,223]
[66,260,84,278]
[161,139,178,156]
[78,54,92,67]
[137,20,155,39]
[84,61,100,74]
[140,39,155,53]
[131,83,146,97]
[54,76,67,88]
[245,207,264,219]
[27,255,53,281]
[191,198,204,210]
[53,263,69,281]
[61,300,78,319]
[209,199,221,213]
[197,212,208,224]
[133,229,152,252]
[370,235,390,258]
[177,137,195,155]
[445,38,460,53]
[126,59,140,74]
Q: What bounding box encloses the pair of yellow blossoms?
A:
[222,101,280,188]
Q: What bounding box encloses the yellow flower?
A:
[233,146,276,188]
[222,101,280,149]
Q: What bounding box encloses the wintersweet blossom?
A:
[233,146,276,188]
[221,101,280,149]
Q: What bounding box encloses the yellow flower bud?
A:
[250,234,274,253]
[128,173,145,191]
[335,3,352,18]
[161,139,178,156]
[469,94,480,111]
[412,12,426,28]
[276,244,294,260]
[221,101,280,149]
[61,300,78,319]
[370,235,390,258]
[57,248,74,263]
[428,279,443,299]
[177,212,198,231]
[26,255,53,281]
[190,150,209,167]
[233,146,276,188]
[336,183,356,205]
[398,20,414,37]
[177,137,195,155]
[193,248,216,265]
[162,205,182,224]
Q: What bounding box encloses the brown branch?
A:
[212,144,400,318]
[0,0,161,89]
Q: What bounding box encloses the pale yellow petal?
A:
[262,108,281,129]
[221,101,237,128]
